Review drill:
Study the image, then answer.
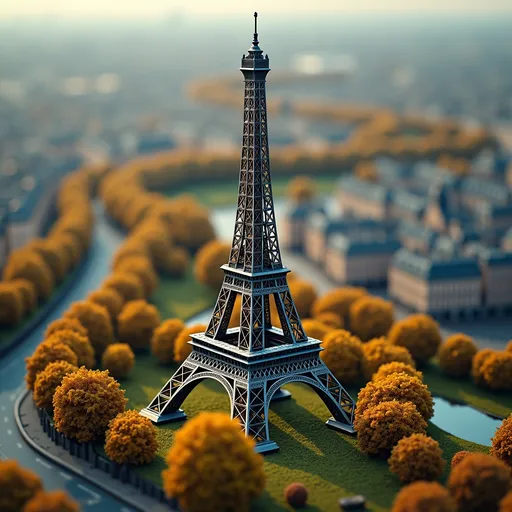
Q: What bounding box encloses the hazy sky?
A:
[2,0,512,18]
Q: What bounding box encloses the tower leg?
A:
[232,381,279,455]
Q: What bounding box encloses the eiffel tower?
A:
[140,13,356,454]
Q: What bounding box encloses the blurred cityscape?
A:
[1,13,512,242]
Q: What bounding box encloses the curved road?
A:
[0,203,132,512]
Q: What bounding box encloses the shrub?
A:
[117,300,161,350]
[0,460,43,512]
[356,373,433,421]
[501,493,512,512]
[27,239,69,283]
[194,240,230,290]
[160,247,190,277]
[507,340,512,354]
[388,434,445,483]
[311,287,368,323]
[174,324,208,363]
[51,232,82,268]
[286,176,317,203]
[391,482,456,512]
[101,343,135,379]
[33,360,78,410]
[3,249,55,300]
[151,318,186,364]
[362,337,415,380]
[10,279,37,315]
[451,450,471,468]
[301,318,331,341]
[46,330,95,368]
[112,241,149,269]
[162,412,265,512]
[53,368,127,442]
[320,329,364,384]
[284,483,308,508]
[372,362,423,383]
[289,280,318,318]
[25,339,78,390]
[491,414,512,467]
[133,224,173,270]
[105,410,158,465]
[115,256,158,298]
[476,352,512,390]
[45,318,87,339]
[388,313,442,365]
[177,210,216,253]
[447,453,510,512]
[315,311,343,330]
[23,490,80,512]
[472,348,497,386]
[87,288,124,323]
[349,296,394,341]
[103,272,145,302]
[64,300,114,356]
[0,282,24,326]
[354,401,427,457]
[438,333,478,377]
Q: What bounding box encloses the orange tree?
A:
[162,412,265,512]
[101,343,135,379]
[194,240,230,290]
[53,368,127,442]
[438,333,478,377]
[105,410,158,465]
[45,318,87,339]
[372,361,423,383]
[45,330,95,369]
[349,296,394,341]
[361,337,415,380]
[117,299,161,350]
[474,351,512,390]
[286,176,317,203]
[391,482,456,512]
[447,453,510,512]
[151,318,186,364]
[320,329,364,384]
[388,434,445,483]
[289,279,318,319]
[472,348,497,386]
[312,287,367,324]
[491,414,512,467]
[33,360,78,411]
[23,490,80,512]
[64,300,114,356]
[388,313,442,365]
[354,400,427,457]
[0,460,43,512]
[174,324,208,363]
[87,288,124,324]
[0,282,24,326]
[356,373,433,421]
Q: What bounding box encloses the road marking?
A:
[35,458,52,469]
[6,429,12,436]
[60,471,72,481]
[16,443,22,449]
[77,484,101,505]
[3,417,8,423]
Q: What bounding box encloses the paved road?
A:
[0,202,134,512]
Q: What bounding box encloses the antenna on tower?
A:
[253,12,259,46]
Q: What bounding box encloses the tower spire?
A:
[253,11,259,46]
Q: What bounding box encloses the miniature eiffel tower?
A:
[140,13,356,453]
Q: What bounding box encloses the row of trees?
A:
[0,163,110,328]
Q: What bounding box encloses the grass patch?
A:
[422,361,512,419]
[164,174,340,209]
[122,354,489,512]
[150,264,218,321]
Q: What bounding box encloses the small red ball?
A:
[285,482,308,508]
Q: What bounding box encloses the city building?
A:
[338,176,392,220]
[478,249,512,314]
[325,231,401,286]
[280,202,325,253]
[389,248,482,320]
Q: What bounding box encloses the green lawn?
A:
[150,265,218,321]
[165,174,340,209]
[122,355,490,512]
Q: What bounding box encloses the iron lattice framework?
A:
[140,13,356,453]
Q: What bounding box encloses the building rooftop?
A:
[286,202,325,221]
[339,176,392,203]
[328,231,401,256]
[392,189,427,215]
[392,248,481,281]
[460,176,511,204]
[398,221,438,245]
